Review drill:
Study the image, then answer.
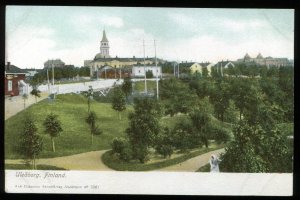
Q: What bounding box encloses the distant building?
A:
[190,62,214,75]
[84,30,166,77]
[214,61,235,69]
[132,65,162,78]
[236,53,292,67]
[44,59,65,69]
[5,62,28,96]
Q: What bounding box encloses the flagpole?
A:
[154,39,159,100]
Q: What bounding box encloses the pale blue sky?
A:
[6,6,294,68]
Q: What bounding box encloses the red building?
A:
[5,62,28,96]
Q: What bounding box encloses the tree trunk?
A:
[239,111,242,121]
[32,159,35,170]
[24,99,26,109]
[35,96,37,103]
[205,139,208,148]
[88,99,90,113]
[91,133,94,145]
[33,155,36,170]
[51,137,56,152]
[119,112,121,120]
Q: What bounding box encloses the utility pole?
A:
[177,62,180,78]
[143,39,147,94]
[154,39,159,100]
[52,61,54,86]
[105,67,107,79]
[47,68,50,94]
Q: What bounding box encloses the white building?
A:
[132,65,162,78]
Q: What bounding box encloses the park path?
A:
[6,149,225,172]
[154,148,225,172]
[5,150,114,171]
[5,92,49,120]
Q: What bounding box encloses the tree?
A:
[160,78,198,116]
[86,86,93,113]
[121,77,133,100]
[43,113,63,152]
[189,110,211,148]
[146,70,154,78]
[30,88,41,103]
[86,111,102,145]
[19,117,43,169]
[22,93,28,109]
[112,87,126,120]
[210,80,231,121]
[155,127,174,158]
[126,98,161,163]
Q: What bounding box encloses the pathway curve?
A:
[5,150,114,171]
[5,149,225,172]
[154,148,225,172]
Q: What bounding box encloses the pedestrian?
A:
[209,154,220,173]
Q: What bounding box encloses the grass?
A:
[5,164,66,170]
[5,93,134,159]
[101,143,225,171]
[196,163,210,172]
[5,93,187,160]
[133,80,157,93]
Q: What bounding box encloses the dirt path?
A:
[5,149,225,172]
[5,150,114,171]
[154,148,225,172]
[5,92,49,120]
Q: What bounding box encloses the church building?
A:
[84,30,165,77]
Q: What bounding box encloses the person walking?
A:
[209,154,220,172]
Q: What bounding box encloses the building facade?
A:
[44,59,65,69]
[84,30,165,77]
[132,65,162,77]
[236,53,292,67]
[4,62,28,96]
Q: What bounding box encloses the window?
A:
[8,80,12,91]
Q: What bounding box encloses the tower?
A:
[100,30,110,58]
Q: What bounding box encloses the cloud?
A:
[6,26,57,68]
[100,16,124,28]
[220,19,269,32]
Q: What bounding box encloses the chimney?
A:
[7,62,10,70]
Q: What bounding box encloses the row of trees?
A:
[31,66,90,85]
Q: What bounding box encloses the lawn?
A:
[133,80,157,93]
[5,93,133,159]
[5,93,188,159]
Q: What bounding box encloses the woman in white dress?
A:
[209,154,220,172]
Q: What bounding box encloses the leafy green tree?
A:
[85,86,93,113]
[220,120,292,172]
[160,78,197,116]
[30,88,41,103]
[111,137,132,161]
[112,87,126,120]
[172,119,199,151]
[209,80,231,121]
[126,98,161,163]
[220,121,268,172]
[19,117,43,169]
[43,113,63,152]
[121,77,133,100]
[146,70,154,78]
[155,127,174,158]
[22,93,28,109]
[189,110,211,148]
[86,111,102,145]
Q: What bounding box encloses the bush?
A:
[111,137,132,162]
[155,128,174,158]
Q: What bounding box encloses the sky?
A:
[6,6,294,69]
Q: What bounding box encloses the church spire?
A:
[101,30,109,42]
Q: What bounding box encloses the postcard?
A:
[4,6,294,195]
